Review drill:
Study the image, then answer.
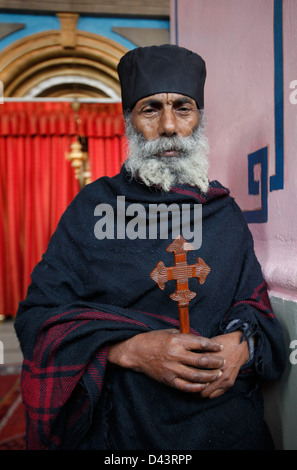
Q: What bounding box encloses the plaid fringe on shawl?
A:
[20,305,182,449]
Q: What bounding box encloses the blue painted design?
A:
[78,17,169,50]
[270,0,284,191]
[244,147,268,224]
[244,0,284,224]
[0,13,60,50]
[0,13,169,52]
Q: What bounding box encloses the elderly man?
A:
[15,45,286,450]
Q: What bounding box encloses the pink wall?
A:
[171,0,297,301]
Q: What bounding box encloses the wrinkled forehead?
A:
[133,93,199,109]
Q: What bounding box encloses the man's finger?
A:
[181,366,223,384]
[183,334,224,353]
[193,353,225,370]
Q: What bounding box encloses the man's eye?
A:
[178,106,191,113]
[143,107,157,115]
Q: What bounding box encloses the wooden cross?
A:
[150,235,210,334]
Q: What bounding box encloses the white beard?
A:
[124,112,210,193]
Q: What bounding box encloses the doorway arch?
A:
[0,26,128,98]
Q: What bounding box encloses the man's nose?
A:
[158,109,177,137]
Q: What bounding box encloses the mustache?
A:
[129,129,201,159]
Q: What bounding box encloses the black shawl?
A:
[15,166,286,450]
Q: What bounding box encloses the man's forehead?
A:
[136,93,198,107]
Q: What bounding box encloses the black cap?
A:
[117,44,206,112]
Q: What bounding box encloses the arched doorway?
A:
[0,14,128,99]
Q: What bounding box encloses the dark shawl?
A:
[15,165,286,450]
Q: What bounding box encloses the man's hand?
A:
[199,331,250,399]
[108,329,250,397]
[107,329,225,393]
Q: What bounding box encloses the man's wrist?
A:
[227,330,250,366]
[224,319,255,368]
[107,335,142,370]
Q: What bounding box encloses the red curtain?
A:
[0,101,126,317]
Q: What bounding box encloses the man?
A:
[15,45,286,450]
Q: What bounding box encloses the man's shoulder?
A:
[57,171,123,228]
[205,180,231,205]
[207,180,249,225]
[74,170,122,202]
[85,171,121,192]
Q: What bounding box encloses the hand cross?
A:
[150,235,210,333]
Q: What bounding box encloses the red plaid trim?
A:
[234,282,274,318]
